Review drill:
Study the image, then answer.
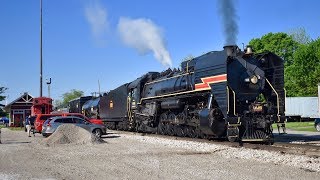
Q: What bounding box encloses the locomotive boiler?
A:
[100,45,285,143]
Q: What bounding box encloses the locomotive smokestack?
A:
[223,45,239,57]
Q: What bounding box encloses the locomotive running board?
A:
[241,139,268,142]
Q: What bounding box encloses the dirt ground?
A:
[0,128,319,180]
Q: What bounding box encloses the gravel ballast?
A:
[123,134,320,172]
[41,124,103,146]
[0,128,319,180]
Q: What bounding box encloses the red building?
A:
[3,92,33,127]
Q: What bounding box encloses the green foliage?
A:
[0,87,8,116]
[0,110,7,117]
[0,87,7,102]
[249,32,300,66]
[61,89,84,107]
[53,99,63,108]
[249,31,320,97]
[285,38,320,96]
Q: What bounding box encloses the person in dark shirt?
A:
[25,115,32,137]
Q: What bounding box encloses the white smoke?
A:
[84,0,109,44]
[117,17,172,67]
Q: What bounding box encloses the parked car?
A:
[34,113,104,133]
[41,116,107,137]
[314,118,320,132]
[0,117,9,126]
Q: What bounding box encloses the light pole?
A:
[40,0,43,97]
[46,78,51,98]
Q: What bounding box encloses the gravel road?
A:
[0,128,319,180]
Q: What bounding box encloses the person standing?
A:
[25,115,32,137]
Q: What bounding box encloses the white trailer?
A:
[285,84,320,121]
[285,97,319,121]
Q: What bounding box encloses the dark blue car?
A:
[315,118,320,132]
[0,117,9,126]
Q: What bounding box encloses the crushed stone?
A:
[123,134,320,172]
[41,124,104,146]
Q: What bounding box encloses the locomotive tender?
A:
[100,45,285,143]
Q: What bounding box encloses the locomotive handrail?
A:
[144,72,194,85]
[232,88,236,115]
[265,78,280,122]
[227,86,230,114]
[227,86,237,116]
[284,88,286,114]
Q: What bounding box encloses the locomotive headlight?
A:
[250,75,258,84]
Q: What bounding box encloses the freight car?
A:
[100,45,286,143]
[82,97,100,119]
[68,96,93,114]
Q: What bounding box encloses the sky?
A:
[1,0,320,105]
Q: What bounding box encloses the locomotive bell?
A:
[223,45,240,57]
[245,45,253,55]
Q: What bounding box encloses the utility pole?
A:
[40,0,43,97]
[46,78,51,97]
[98,80,101,96]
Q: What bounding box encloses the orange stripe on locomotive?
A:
[195,74,227,90]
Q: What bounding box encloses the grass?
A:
[7,127,25,131]
[272,121,317,132]
[0,125,25,131]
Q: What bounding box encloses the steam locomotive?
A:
[99,45,286,143]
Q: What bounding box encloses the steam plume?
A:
[218,0,238,45]
[84,0,109,44]
[117,17,172,67]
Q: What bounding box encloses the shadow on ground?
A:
[274,132,320,143]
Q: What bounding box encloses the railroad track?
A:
[107,130,320,158]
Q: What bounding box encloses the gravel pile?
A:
[42,124,103,146]
[123,135,320,172]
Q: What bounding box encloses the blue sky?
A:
[1,0,320,104]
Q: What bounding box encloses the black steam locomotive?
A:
[99,45,285,143]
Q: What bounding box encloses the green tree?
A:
[285,38,320,96]
[61,89,84,107]
[0,87,7,102]
[0,87,8,116]
[249,32,300,66]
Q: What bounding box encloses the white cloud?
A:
[117,17,172,67]
[84,0,108,44]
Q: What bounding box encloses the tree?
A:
[53,99,63,109]
[0,87,7,102]
[61,89,84,107]
[249,32,300,66]
[0,87,8,117]
[289,27,311,44]
[285,38,320,96]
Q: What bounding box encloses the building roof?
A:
[3,92,34,111]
